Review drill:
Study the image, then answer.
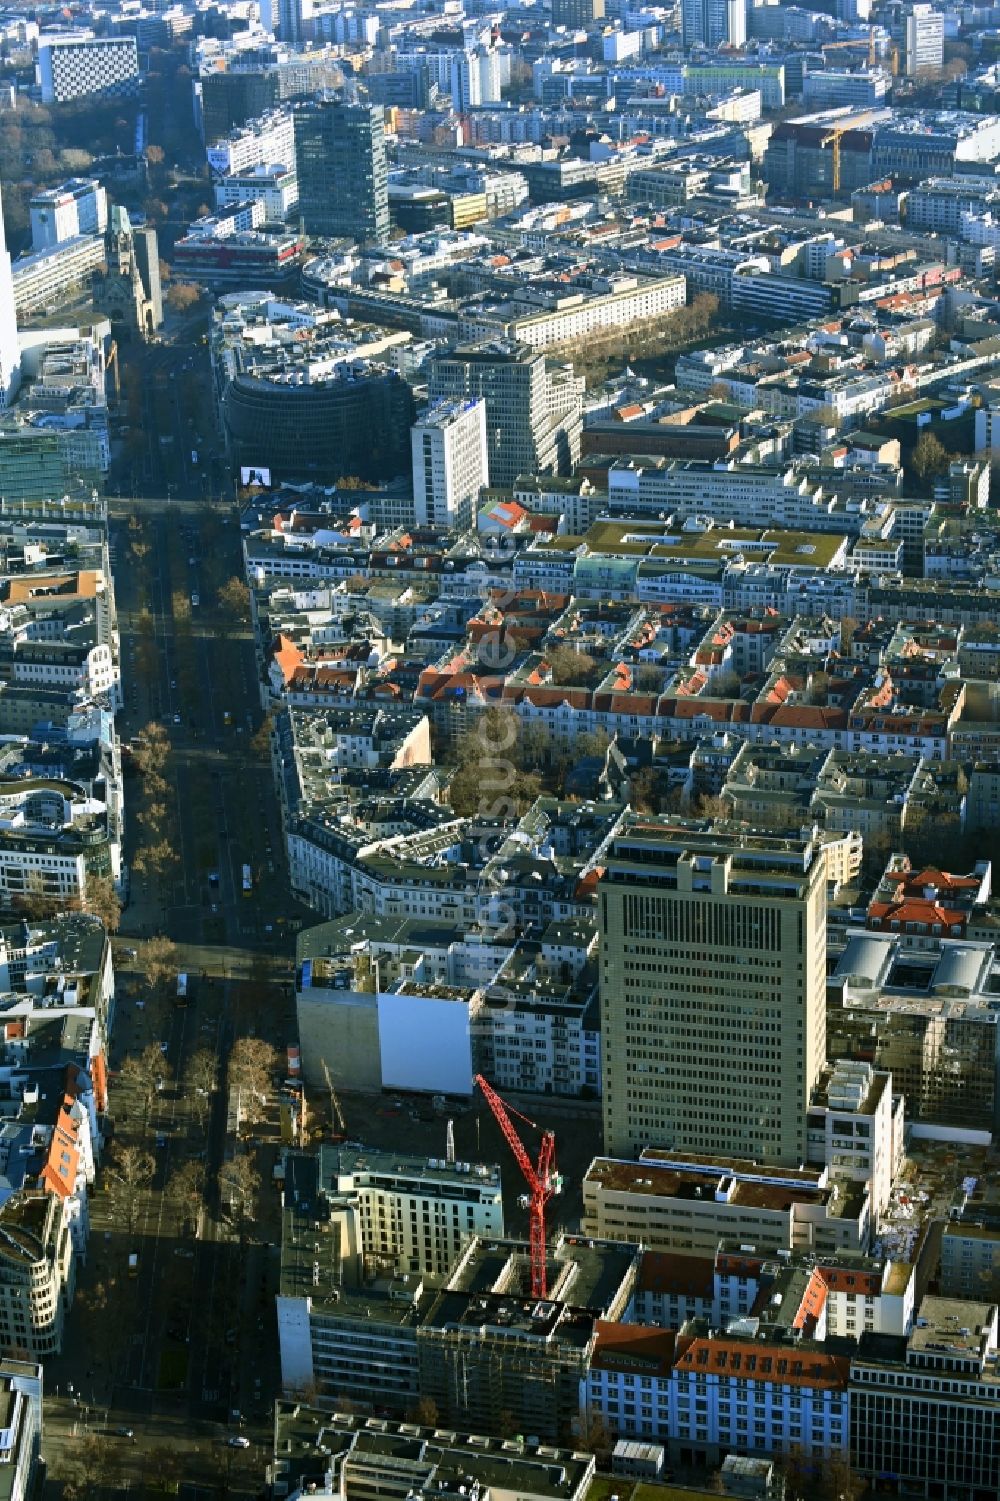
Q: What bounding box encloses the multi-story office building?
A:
[552,0,605,22]
[940,1218,1000,1302]
[429,344,583,488]
[802,69,891,109]
[827,933,1000,1132]
[0,423,106,501]
[197,53,344,144]
[0,1192,74,1358]
[583,1153,871,1256]
[905,176,1000,234]
[0,1361,43,1501]
[899,3,944,76]
[681,0,746,49]
[271,1407,595,1501]
[0,186,19,407]
[599,818,828,1164]
[411,399,488,529]
[294,100,390,245]
[805,1060,904,1219]
[29,179,107,252]
[37,35,139,104]
[850,1298,1000,1496]
[28,190,77,254]
[222,361,413,484]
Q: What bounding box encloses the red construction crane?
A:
[474,1073,558,1299]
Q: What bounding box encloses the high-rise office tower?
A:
[412,399,488,529]
[428,344,582,488]
[293,99,390,245]
[599,818,828,1165]
[277,0,314,48]
[681,0,746,50]
[0,184,20,407]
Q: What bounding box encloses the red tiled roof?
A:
[674,1336,849,1390]
[638,1249,714,1299]
[272,633,305,684]
[592,1321,676,1376]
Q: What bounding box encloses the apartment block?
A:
[281,1144,503,1284]
[0,1191,74,1358]
[632,1241,913,1338]
[206,108,297,176]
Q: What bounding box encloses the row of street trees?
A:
[131,721,181,896]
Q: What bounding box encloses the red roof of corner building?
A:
[38,1093,81,1200]
[88,1052,108,1112]
[790,1268,828,1332]
[489,501,528,528]
[272,634,305,684]
[898,866,981,893]
[592,1321,676,1377]
[575,868,603,899]
[818,1265,881,1297]
[868,898,967,931]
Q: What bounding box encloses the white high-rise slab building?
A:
[411,398,488,529]
[0,183,20,406]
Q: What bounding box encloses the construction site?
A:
[276,1080,636,1443]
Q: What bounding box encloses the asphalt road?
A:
[42,367,298,1497]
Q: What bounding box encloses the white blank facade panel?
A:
[377,990,474,1096]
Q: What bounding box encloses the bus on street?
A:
[242,864,253,895]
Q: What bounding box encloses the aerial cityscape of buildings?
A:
[0,0,999,1496]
